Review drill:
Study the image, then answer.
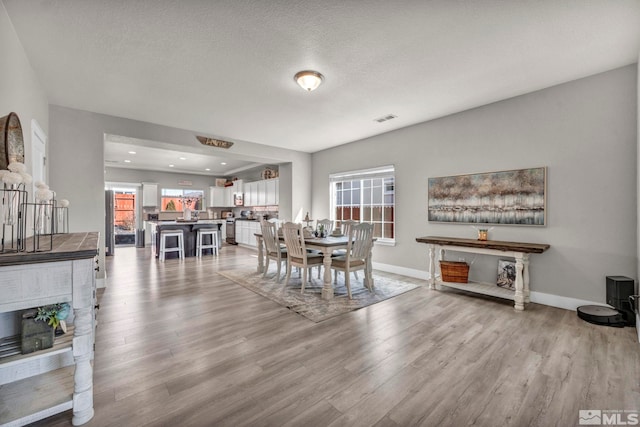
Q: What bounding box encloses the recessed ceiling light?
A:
[169,164,174,167]
[124,159,131,163]
[205,168,211,171]
[179,157,187,160]
[128,151,136,154]
[221,162,227,165]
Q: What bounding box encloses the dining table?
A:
[254,232,374,300]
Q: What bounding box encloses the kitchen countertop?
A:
[148,219,226,225]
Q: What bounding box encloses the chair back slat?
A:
[349,223,374,260]
[260,220,279,253]
[282,222,306,259]
[340,220,357,237]
[316,219,334,235]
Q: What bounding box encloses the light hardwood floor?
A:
[32,245,639,426]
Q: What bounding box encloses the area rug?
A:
[218,266,421,322]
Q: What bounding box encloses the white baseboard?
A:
[528,291,599,311]
[371,263,606,313]
[372,262,429,281]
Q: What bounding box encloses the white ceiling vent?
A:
[374,114,397,123]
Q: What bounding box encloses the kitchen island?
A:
[151,220,223,259]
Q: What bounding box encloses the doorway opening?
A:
[113,188,136,246]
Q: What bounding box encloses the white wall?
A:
[312,65,638,305]
[0,1,48,177]
[106,167,218,199]
[0,1,49,336]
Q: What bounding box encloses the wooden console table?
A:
[0,232,99,426]
[416,236,550,311]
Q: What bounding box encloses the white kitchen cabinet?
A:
[244,181,257,207]
[236,221,248,245]
[224,180,243,206]
[224,186,233,207]
[144,221,154,245]
[235,220,260,247]
[242,183,251,207]
[257,181,266,206]
[220,221,226,241]
[142,183,158,207]
[242,179,279,207]
[248,221,259,247]
[209,186,226,207]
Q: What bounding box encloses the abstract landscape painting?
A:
[428,167,546,225]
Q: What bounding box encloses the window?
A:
[330,165,395,244]
[161,189,204,211]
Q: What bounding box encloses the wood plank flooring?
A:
[30,245,639,426]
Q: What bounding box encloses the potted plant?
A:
[21,302,70,354]
[36,302,71,334]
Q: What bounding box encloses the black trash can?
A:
[136,229,145,248]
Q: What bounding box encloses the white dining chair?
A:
[316,218,334,236]
[260,220,287,282]
[282,222,323,293]
[333,220,359,283]
[330,222,374,299]
[313,219,334,278]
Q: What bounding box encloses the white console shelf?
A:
[0,232,99,427]
[416,236,550,311]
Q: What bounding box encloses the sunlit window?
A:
[330,165,395,244]
[161,189,204,211]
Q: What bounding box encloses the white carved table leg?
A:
[321,251,334,300]
[72,307,94,425]
[428,244,436,289]
[72,258,95,425]
[523,254,531,303]
[439,248,445,284]
[256,235,264,274]
[514,253,525,311]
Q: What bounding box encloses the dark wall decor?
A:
[0,112,25,170]
[428,167,546,225]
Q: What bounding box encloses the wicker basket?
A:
[439,260,469,283]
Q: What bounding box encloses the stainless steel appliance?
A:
[226,217,237,245]
[105,190,115,255]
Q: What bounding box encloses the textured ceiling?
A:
[4,0,640,153]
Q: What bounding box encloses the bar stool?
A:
[159,229,184,261]
[196,228,219,257]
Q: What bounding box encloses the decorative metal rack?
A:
[0,183,27,253]
[22,198,54,253]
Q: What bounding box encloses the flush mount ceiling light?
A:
[294,70,324,92]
